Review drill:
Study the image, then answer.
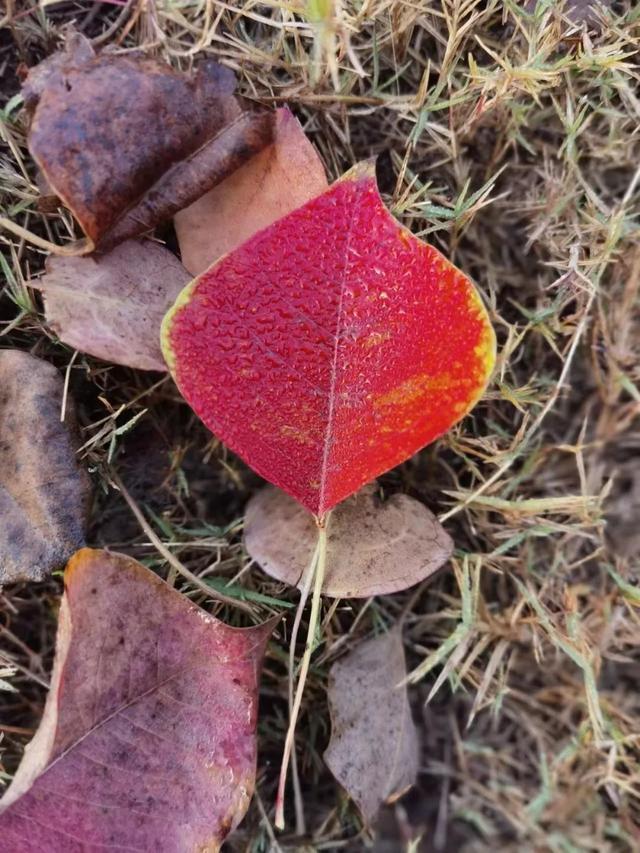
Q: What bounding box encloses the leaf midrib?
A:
[317,186,362,515]
[22,631,265,791]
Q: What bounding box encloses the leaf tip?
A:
[64,547,98,584]
[339,158,377,185]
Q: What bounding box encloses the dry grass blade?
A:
[110,471,254,615]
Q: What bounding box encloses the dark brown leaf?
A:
[0,549,275,850]
[0,350,90,585]
[244,483,453,597]
[23,32,274,253]
[34,240,191,371]
[324,630,420,824]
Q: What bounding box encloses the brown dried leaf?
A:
[0,549,275,850]
[23,32,274,254]
[524,0,612,25]
[175,106,328,276]
[324,630,420,824]
[605,458,640,559]
[33,240,191,371]
[0,350,90,585]
[565,0,612,24]
[244,482,453,598]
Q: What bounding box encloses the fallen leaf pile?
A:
[0,550,273,850]
[0,25,497,847]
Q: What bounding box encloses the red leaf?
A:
[175,106,328,276]
[162,164,495,515]
[0,549,274,851]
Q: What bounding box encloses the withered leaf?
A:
[324,630,420,824]
[0,350,90,585]
[605,457,640,559]
[565,0,612,24]
[175,106,328,276]
[34,240,191,371]
[23,32,274,254]
[244,482,453,598]
[524,0,612,25]
[0,549,275,850]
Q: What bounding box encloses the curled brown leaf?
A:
[22,32,274,253]
[175,106,328,276]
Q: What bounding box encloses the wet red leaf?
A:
[162,163,495,516]
[23,32,274,253]
[0,549,274,851]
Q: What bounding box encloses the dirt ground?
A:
[1,1,639,851]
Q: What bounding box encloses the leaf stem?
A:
[287,537,320,836]
[275,512,330,830]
